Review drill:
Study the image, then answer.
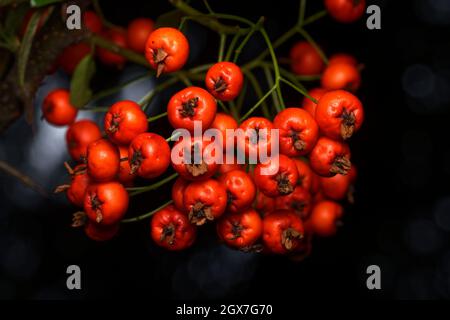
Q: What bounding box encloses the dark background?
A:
[1,0,450,300]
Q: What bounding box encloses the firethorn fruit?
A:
[83,11,103,33]
[321,63,361,92]
[117,146,136,186]
[172,177,190,211]
[84,181,129,225]
[183,179,227,225]
[145,27,189,77]
[273,108,319,157]
[210,112,238,151]
[171,136,219,181]
[217,209,263,249]
[84,221,120,241]
[275,186,312,219]
[315,90,364,140]
[86,139,120,182]
[205,62,244,101]
[127,18,154,53]
[262,210,304,254]
[324,0,366,24]
[97,28,128,68]
[217,158,245,175]
[167,87,217,133]
[56,164,90,207]
[290,41,324,75]
[237,117,274,160]
[104,100,148,145]
[218,170,256,213]
[128,133,170,179]
[66,120,102,162]
[319,173,350,201]
[302,87,328,117]
[254,154,299,197]
[58,42,91,74]
[293,159,313,191]
[328,53,358,67]
[151,204,196,250]
[254,191,276,216]
[42,89,78,126]
[309,137,351,177]
[307,200,344,237]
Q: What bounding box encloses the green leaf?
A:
[30,0,62,7]
[155,9,184,28]
[17,9,41,88]
[70,54,96,108]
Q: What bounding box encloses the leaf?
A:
[155,9,184,28]
[70,54,96,108]
[17,9,42,88]
[30,0,63,7]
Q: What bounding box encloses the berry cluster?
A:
[44,0,366,257]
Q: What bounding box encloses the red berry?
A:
[127,18,154,53]
[205,62,244,101]
[42,89,78,126]
[86,139,120,182]
[66,120,102,162]
[216,209,262,249]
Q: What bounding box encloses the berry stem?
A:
[239,84,277,121]
[218,33,226,62]
[224,32,241,61]
[298,0,307,26]
[126,173,178,196]
[121,200,174,223]
[147,112,168,123]
[233,16,265,63]
[296,27,329,65]
[243,70,271,119]
[279,77,317,103]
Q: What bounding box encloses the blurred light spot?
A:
[404,219,443,255]
[434,197,450,232]
[402,64,435,98]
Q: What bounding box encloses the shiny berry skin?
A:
[275,186,312,219]
[58,42,91,74]
[171,136,219,181]
[66,120,102,162]
[118,146,136,186]
[183,179,227,225]
[218,170,256,213]
[104,100,148,145]
[324,0,366,23]
[127,18,154,53]
[301,88,328,117]
[307,200,344,237]
[309,137,351,177]
[293,159,313,191]
[315,90,364,140]
[83,11,103,33]
[86,139,120,182]
[217,209,263,249]
[273,108,319,157]
[237,117,274,160]
[319,173,351,201]
[255,191,276,216]
[254,155,299,198]
[151,204,196,250]
[328,53,358,67]
[145,27,189,77]
[128,133,170,179]
[210,112,238,151]
[290,41,324,76]
[262,210,304,254]
[84,222,120,241]
[167,87,217,133]
[172,177,190,211]
[42,89,78,126]
[217,155,245,175]
[84,181,129,225]
[97,28,128,68]
[205,62,244,101]
[321,63,361,92]
[66,165,90,207]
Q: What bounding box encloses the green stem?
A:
[203,0,214,13]
[121,200,173,223]
[218,33,226,62]
[139,77,179,110]
[279,77,317,103]
[92,0,117,29]
[240,84,277,121]
[303,10,327,26]
[88,107,110,112]
[233,16,265,63]
[90,34,150,67]
[297,27,328,65]
[127,173,178,196]
[217,100,230,113]
[147,112,167,122]
[224,32,241,61]
[243,70,271,119]
[236,79,247,114]
[298,0,306,26]
[166,131,182,142]
[229,100,240,122]
[177,72,193,86]
[263,66,281,113]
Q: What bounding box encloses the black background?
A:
[1,0,450,300]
